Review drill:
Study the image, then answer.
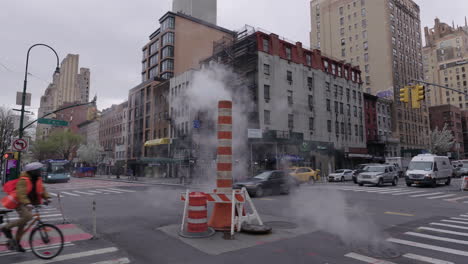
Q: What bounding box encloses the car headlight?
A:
[244,183,258,187]
[47,176,51,178]
[425,174,432,178]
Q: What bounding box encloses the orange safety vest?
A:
[1,176,45,209]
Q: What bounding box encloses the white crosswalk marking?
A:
[86,190,107,194]
[10,247,119,264]
[418,226,468,237]
[48,192,58,197]
[402,253,454,264]
[430,222,468,230]
[72,190,96,195]
[451,217,468,222]
[96,189,124,193]
[106,188,135,193]
[444,196,468,202]
[405,231,468,245]
[60,191,81,197]
[410,192,444,197]
[392,190,426,195]
[89,258,131,264]
[344,252,397,263]
[387,238,468,256]
[427,194,457,199]
[460,215,468,217]
[441,219,468,225]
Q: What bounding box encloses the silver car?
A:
[357,165,399,186]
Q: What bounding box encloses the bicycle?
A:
[0,205,64,259]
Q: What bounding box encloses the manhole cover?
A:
[353,243,401,259]
[263,221,298,229]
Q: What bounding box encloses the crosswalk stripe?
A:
[441,219,468,225]
[444,196,468,202]
[89,258,131,264]
[451,217,468,222]
[405,231,468,245]
[387,238,468,256]
[410,192,444,197]
[9,214,62,221]
[96,189,124,193]
[60,191,81,197]
[460,215,468,217]
[106,188,135,193]
[366,189,405,193]
[49,193,58,197]
[10,247,119,264]
[0,243,74,257]
[402,253,454,264]
[72,191,95,195]
[430,222,468,230]
[427,194,457,200]
[344,252,397,263]
[418,226,468,237]
[392,190,426,195]
[86,190,107,194]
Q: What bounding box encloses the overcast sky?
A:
[1,0,467,116]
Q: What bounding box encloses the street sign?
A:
[193,120,201,129]
[12,138,28,152]
[38,118,69,126]
[247,129,262,139]
[16,92,31,106]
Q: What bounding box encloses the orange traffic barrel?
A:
[180,192,215,238]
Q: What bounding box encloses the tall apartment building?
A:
[172,0,217,25]
[429,104,464,159]
[310,0,429,154]
[423,18,468,108]
[36,54,90,140]
[127,10,234,173]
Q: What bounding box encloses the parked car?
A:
[352,163,381,183]
[328,169,354,182]
[406,154,452,187]
[454,165,468,178]
[233,170,297,197]
[357,165,399,186]
[287,167,320,184]
[385,157,410,177]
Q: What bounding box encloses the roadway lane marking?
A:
[392,190,426,195]
[344,252,397,264]
[90,258,131,264]
[418,227,468,237]
[106,188,136,193]
[387,238,468,256]
[405,231,468,245]
[60,191,80,197]
[10,247,118,264]
[72,190,95,195]
[430,222,468,230]
[427,194,457,200]
[384,211,415,217]
[86,190,109,194]
[96,189,124,193]
[410,192,443,197]
[402,253,454,264]
[441,219,468,225]
[451,217,468,222]
[444,196,468,202]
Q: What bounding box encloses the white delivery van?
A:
[405,154,453,187]
[385,157,411,177]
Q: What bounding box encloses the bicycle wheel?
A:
[29,223,64,259]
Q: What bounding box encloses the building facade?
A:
[429,104,464,159]
[424,18,468,107]
[377,97,397,156]
[37,54,90,140]
[172,0,217,25]
[310,0,430,155]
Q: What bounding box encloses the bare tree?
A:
[430,123,455,155]
[77,142,103,166]
[0,107,17,170]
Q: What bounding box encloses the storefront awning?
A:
[348,154,373,159]
[144,138,171,147]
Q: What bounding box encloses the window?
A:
[340,17,344,25]
[364,53,369,62]
[326,82,330,91]
[362,19,367,28]
[307,77,314,90]
[264,85,270,100]
[161,16,175,31]
[288,114,294,129]
[309,117,314,130]
[361,8,366,17]
[353,106,357,117]
[341,38,346,46]
[340,102,344,114]
[264,110,271,125]
[263,38,269,52]
[355,124,358,136]
[335,121,339,134]
[342,48,346,57]
[161,59,174,72]
[149,53,159,66]
[353,90,356,100]
[162,32,174,46]
[287,90,293,105]
[335,101,339,112]
[287,71,293,83]
[327,120,332,132]
[149,66,158,79]
[285,47,292,60]
[326,99,331,111]
[365,64,370,73]
[161,46,174,59]
[339,6,344,15]
[362,30,367,39]
[363,41,368,50]
[149,41,159,54]
[308,95,313,109]
[306,54,312,66]
[264,64,270,75]
[340,28,345,36]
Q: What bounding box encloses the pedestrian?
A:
[1,162,51,252]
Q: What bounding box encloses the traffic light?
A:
[3,153,10,159]
[416,85,425,101]
[399,87,410,103]
[411,85,421,109]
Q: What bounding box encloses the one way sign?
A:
[12,138,29,152]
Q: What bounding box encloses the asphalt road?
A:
[2,177,468,263]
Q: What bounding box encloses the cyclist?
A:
[1,162,51,252]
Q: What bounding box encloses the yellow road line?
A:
[385,211,415,217]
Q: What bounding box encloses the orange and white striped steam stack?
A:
[208,100,233,231]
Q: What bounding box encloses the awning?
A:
[348,154,373,159]
[144,138,171,147]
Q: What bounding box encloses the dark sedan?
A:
[233,170,297,197]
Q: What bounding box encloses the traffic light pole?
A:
[413,79,468,97]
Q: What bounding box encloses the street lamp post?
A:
[17,44,60,173]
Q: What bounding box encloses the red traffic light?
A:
[3,153,10,159]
